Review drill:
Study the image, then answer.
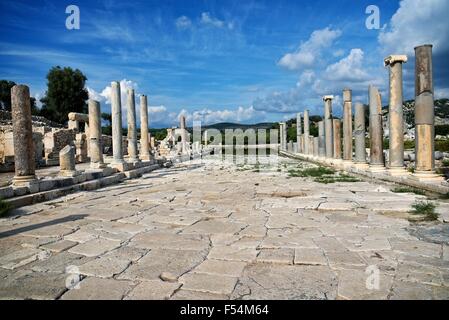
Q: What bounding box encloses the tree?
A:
[0,80,16,111]
[101,112,112,136]
[1,80,39,114]
[40,66,88,124]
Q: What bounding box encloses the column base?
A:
[368,164,387,173]
[139,154,151,161]
[110,162,132,172]
[90,162,107,169]
[59,170,81,178]
[352,162,369,169]
[410,171,445,183]
[13,175,37,186]
[387,167,410,176]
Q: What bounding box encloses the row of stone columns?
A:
[110,81,153,167]
[279,122,287,151]
[10,81,155,185]
[292,44,441,182]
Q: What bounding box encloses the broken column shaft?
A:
[414,45,439,179]
[333,119,342,160]
[323,96,334,158]
[297,113,302,153]
[11,85,37,185]
[127,88,139,162]
[368,85,385,171]
[303,110,310,154]
[318,121,325,157]
[342,89,353,162]
[354,103,367,165]
[140,95,151,161]
[111,81,124,164]
[88,99,105,168]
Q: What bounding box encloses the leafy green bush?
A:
[0,198,11,217]
[392,187,425,196]
[410,201,438,221]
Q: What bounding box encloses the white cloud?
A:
[88,79,138,106]
[200,12,225,28]
[175,16,192,30]
[278,27,342,71]
[324,49,369,81]
[379,0,449,55]
[149,105,167,113]
[174,106,264,125]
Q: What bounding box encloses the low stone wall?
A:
[0,126,45,172]
[44,128,76,165]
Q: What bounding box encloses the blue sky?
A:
[1,0,448,128]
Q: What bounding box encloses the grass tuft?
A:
[0,198,12,217]
[410,201,439,221]
[288,167,335,178]
[392,187,426,196]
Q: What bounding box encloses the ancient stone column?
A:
[139,95,151,161]
[59,145,78,177]
[111,81,124,164]
[313,137,319,157]
[368,85,385,172]
[323,96,334,158]
[180,115,188,154]
[309,136,315,156]
[150,137,156,149]
[303,110,310,154]
[11,85,37,185]
[296,113,302,153]
[333,119,342,160]
[413,45,442,180]
[288,140,293,152]
[126,88,139,162]
[88,99,105,169]
[342,89,353,162]
[385,55,408,175]
[354,103,367,165]
[318,121,325,157]
[204,130,208,146]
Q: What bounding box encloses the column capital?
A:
[323,95,334,102]
[384,55,408,67]
[414,44,433,51]
[343,89,352,102]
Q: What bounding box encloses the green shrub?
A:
[288,167,335,178]
[410,201,439,221]
[435,140,449,152]
[392,187,425,196]
[0,198,11,217]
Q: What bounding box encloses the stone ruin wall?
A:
[0,110,119,172]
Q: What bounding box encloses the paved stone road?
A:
[1,156,448,300]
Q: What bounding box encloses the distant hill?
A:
[201,122,276,130]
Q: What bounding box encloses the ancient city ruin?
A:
[1,0,449,305]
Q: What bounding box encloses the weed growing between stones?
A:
[0,198,11,217]
[287,167,360,184]
[288,167,335,178]
[410,201,439,221]
[392,187,426,196]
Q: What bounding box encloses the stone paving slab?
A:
[1,156,449,300]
